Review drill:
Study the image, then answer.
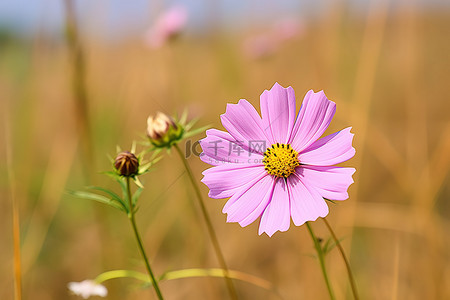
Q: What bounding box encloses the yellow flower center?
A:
[263,143,300,178]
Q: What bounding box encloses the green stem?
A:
[306,222,336,300]
[173,144,238,300]
[322,218,360,300]
[126,177,164,300]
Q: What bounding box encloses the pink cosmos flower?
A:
[144,5,188,48]
[200,83,355,236]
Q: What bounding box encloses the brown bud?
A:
[114,151,139,176]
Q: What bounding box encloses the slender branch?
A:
[305,222,336,300]
[322,218,360,300]
[126,177,164,300]
[173,144,238,300]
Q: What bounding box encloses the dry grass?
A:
[1,2,449,300]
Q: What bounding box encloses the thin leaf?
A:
[178,109,188,125]
[131,141,137,154]
[322,237,346,255]
[184,117,198,131]
[159,268,276,293]
[184,124,211,139]
[87,186,128,213]
[95,268,280,297]
[67,190,125,212]
[103,171,122,181]
[132,187,143,206]
[138,163,152,175]
[133,177,144,189]
[95,269,148,283]
[117,177,128,202]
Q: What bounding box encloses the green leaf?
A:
[184,124,211,139]
[131,141,137,154]
[94,268,278,296]
[117,177,128,201]
[183,117,197,131]
[87,186,128,213]
[95,269,149,284]
[322,236,345,255]
[178,109,188,125]
[103,170,122,181]
[159,268,275,292]
[67,190,126,212]
[133,176,144,189]
[132,187,143,206]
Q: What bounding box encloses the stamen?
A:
[263,143,300,178]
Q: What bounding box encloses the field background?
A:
[1,0,450,299]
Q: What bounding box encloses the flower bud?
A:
[114,151,139,176]
[146,112,183,147]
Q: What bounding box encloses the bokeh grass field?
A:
[1,1,450,299]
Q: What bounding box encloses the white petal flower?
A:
[68,280,107,299]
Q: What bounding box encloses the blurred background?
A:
[1,0,450,299]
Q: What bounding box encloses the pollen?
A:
[263,143,300,178]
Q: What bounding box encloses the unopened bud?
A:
[146,112,183,147]
[114,151,139,176]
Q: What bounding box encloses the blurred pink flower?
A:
[272,18,305,42]
[243,18,305,60]
[200,83,355,236]
[68,280,107,299]
[243,34,278,60]
[144,5,188,48]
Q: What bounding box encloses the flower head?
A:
[147,112,184,148]
[68,280,107,299]
[200,83,355,236]
[144,5,188,48]
[114,151,139,177]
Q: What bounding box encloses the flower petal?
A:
[289,90,336,152]
[223,175,275,226]
[220,99,270,153]
[299,127,355,166]
[202,164,266,199]
[258,178,291,236]
[298,166,355,200]
[288,174,329,226]
[200,129,263,166]
[260,82,297,144]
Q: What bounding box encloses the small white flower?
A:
[68,280,108,299]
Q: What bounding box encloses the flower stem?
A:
[305,222,336,300]
[173,144,238,300]
[126,177,164,300]
[322,218,360,300]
